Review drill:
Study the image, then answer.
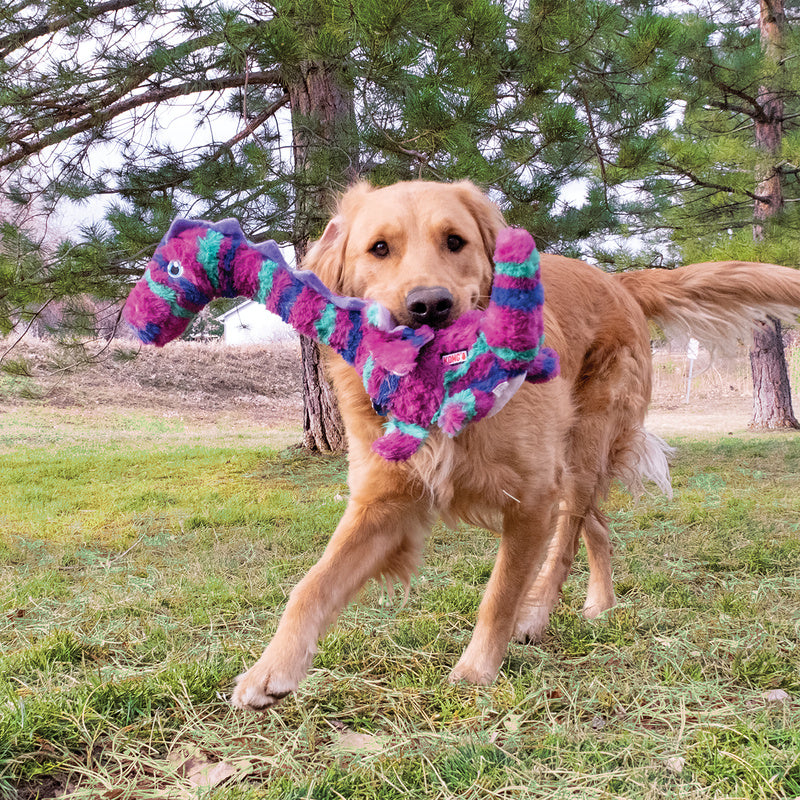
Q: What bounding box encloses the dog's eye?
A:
[370,241,389,258]
[447,234,465,253]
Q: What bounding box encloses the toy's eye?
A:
[167,260,184,278]
[369,241,389,258]
[446,234,465,253]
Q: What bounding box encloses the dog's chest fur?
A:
[329,354,568,530]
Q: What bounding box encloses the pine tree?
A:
[0,0,691,446]
[750,0,798,428]
[643,0,800,428]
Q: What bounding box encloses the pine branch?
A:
[208,93,290,161]
[578,85,610,209]
[706,97,773,123]
[4,30,230,141]
[690,52,768,120]
[657,160,771,204]
[0,71,282,169]
[0,0,142,59]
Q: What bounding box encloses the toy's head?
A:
[123,218,282,346]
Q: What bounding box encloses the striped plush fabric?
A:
[124,218,558,460]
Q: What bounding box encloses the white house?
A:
[216,300,298,345]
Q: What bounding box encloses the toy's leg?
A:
[448,489,560,685]
[231,496,432,710]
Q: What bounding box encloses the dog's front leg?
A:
[448,493,560,685]
[231,495,431,711]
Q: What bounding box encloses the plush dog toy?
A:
[123,218,559,460]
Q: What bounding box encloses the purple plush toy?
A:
[123,218,559,460]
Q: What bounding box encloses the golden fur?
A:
[231,180,800,710]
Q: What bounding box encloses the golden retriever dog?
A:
[231,180,800,710]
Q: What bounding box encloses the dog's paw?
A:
[582,591,616,621]
[448,657,497,686]
[230,666,297,711]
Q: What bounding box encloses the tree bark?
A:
[750,317,798,428]
[299,334,346,451]
[750,0,799,429]
[287,59,359,452]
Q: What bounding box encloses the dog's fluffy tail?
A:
[617,428,675,499]
[615,260,800,351]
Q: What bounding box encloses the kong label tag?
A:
[442,350,468,367]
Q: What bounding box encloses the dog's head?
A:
[303,180,505,329]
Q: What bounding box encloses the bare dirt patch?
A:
[3,339,796,441]
[646,350,757,436]
[646,396,754,436]
[1,338,304,433]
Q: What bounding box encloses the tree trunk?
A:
[299,334,346,450]
[750,317,798,428]
[750,0,799,429]
[287,59,359,452]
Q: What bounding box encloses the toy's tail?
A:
[483,227,559,382]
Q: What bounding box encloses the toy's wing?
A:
[486,374,527,416]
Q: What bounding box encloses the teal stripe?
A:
[449,388,478,419]
[366,302,382,326]
[494,250,539,278]
[255,258,279,305]
[384,418,428,439]
[315,302,338,344]
[197,229,224,290]
[145,270,194,319]
[485,336,543,363]
[361,355,375,385]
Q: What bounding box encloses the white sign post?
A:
[684,337,700,404]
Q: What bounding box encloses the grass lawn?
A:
[1,407,799,799]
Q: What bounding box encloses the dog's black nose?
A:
[406,286,454,328]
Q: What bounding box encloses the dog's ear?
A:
[453,181,506,306]
[302,215,348,292]
[301,182,374,292]
[453,181,507,263]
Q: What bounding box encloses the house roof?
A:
[215,299,260,322]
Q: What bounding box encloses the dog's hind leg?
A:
[511,499,584,643]
[510,463,614,642]
[448,488,561,685]
[581,507,616,619]
[231,495,432,710]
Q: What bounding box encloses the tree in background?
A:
[750,0,798,428]
[7,0,793,445]
[643,0,800,428]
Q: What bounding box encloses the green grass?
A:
[1,414,799,799]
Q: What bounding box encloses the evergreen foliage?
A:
[643,0,800,266]
[0,0,686,339]
[2,0,800,338]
